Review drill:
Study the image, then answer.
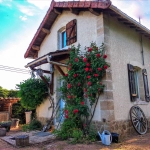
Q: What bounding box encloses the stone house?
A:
[24,0,150,137]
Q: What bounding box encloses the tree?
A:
[0,86,9,98]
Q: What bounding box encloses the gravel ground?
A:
[1,129,150,150]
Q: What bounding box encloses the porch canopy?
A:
[25,49,70,94]
[25,49,70,69]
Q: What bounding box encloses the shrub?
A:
[21,119,42,131]
[16,78,48,110]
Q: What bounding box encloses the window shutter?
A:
[66,19,77,46]
[127,64,137,102]
[142,69,150,102]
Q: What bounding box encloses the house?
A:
[24,0,150,137]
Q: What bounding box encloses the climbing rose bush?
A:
[56,42,109,141]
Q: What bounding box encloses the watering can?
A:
[98,130,112,146]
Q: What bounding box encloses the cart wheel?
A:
[130,105,148,135]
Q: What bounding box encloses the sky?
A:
[0,0,150,90]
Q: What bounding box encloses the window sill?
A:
[59,46,68,50]
[133,98,149,105]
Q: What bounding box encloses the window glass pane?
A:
[63,31,66,48]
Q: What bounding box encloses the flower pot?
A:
[11,118,20,128]
[0,128,6,136]
[25,111,32,124]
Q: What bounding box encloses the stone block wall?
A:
[92,119,137,141]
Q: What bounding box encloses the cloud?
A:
[27,0,51,10]
[19,15,27,21]
[17,5,35,16]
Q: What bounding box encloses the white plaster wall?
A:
[36,11,104,121]
[38,11,98,57]
[108,15,150,120]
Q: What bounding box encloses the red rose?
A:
[74,58,79,62]
[80,101,84,105]
[96,53,100,58]
[65,74,68,77]
[83,58,87,62]
[84,88,87,92]
[67,95,71,99]
[85,67,89,72]
[83,124,86,127]
[65,115,69,119]
[84,94,88,98]
[73,109,79,114]
[87,76,91,79]
[88,81,92,86]
[98,88,101,91]
[73,74,77,78]
[68,68,71,71]
[97,67,102,71]
[100,82,102,85]
[80,56,84,58]
[78,82,81,86]
[86,63,90,67]
[88,47,92,52]
[103,54,107,59]
[104,65,108,69]
[65,110,69,114]
[94,74,98,77]
[67,83,71,89]
[89,68,92,72]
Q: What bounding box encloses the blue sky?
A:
[0,0,150,90]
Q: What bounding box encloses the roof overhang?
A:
[24,0,150,59]
[25,49,70,69]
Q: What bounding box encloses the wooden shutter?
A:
[127,64,137,102]
[142,69,150,102]
[66,19,77,46]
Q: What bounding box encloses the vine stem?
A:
[88,93,100,125]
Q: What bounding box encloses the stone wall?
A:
[92,119,136,141]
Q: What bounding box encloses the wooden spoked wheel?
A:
[130,105,148,135]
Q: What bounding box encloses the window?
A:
[128,64,150,102]
[59,30,67,49]
[58,19,77,50]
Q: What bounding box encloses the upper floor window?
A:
[59,29,67,49]
[58,19,77,50]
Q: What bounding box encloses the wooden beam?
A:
[53,8,62,15]
[89,8,100,16]
[39,75,49,87]
[41,28,50,34]
[69,8,79,15]
[55,65,65,76]
[32,45,40,51]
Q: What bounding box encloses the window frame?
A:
[128,62,149,104]
[58,28,68,50]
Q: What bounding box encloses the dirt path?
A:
[0,130,150,150]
